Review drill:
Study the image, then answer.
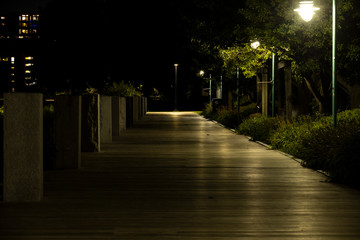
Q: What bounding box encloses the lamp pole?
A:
[220,74,223,99]
[272,52,275,117]
[332,0,337,127]
[295,0,336,127]
[174,64,178,111]
[209,73,212,104]
[236,67,240,112]
[251,40,275,117]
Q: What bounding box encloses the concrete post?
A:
[112,96,119,136]
[112,96,127,136]
[144,97,148,115]
[54,95,81,169]
[119,97,126,131]
[81,94,100,152]
[133,96,139,122]
[4,93,43,202]
[100,96,112,143]
[126,97,133,128]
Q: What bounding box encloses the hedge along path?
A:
[1,112,360,239]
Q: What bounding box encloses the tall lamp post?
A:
[174,64,179,111]
[295,1,337,127]
[251,40,276,117]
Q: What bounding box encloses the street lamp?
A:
[251,40,276,117]
[294,1,320,22]
[250,40,260,50]
[174,64,178,111]
[200,70,222,104]
[295,1,337,127]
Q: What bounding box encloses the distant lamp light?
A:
[294,1,320,22]
[199,70,205,77]
[251,40,260,49]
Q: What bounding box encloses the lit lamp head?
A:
[294,1,320,22]
[199,70,205,77]
[251,40,260,49]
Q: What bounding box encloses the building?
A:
[0,13,40,94]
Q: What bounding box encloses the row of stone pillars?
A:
[3,93,147,202]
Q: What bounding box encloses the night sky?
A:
[0,0,49,12]
[1,0,183,90]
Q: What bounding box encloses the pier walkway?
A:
[1,112,360,239]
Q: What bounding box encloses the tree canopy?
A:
[187,0,360,112]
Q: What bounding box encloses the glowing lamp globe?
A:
[294,1,320,22]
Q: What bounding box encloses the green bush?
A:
[214,109,241,129]
[236,109,360,187]
[104,81,140,97]
[201,103,214,119]
[202,103,258,130]
[239,103,258,119]
[270,115,317,156]
[237,116,281,144]
[270,109,360,186]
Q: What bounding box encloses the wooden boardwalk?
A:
[1,112,360,239]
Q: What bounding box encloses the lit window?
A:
[11,57,15,63]
[25,70,31,74]
[1,16,5,20]
[25,56,33,60]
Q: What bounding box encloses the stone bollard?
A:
[126,97,133,128]
[100,96,112,143]
[133,96,139,122]
[144,97,148,115]
[141,97,147,117]
[54,95,81,169]
[4,93,43,202]
[81,94,100,152]
[119,97,126,132]
[112,96,126,136]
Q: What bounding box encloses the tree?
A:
[221,0,360,113]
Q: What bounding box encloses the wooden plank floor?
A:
[1,112,360,239]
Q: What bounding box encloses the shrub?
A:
[201,103,214,119]
[202,103,258,129]
[270,115,317,157]
[214,109,241,129]
[104,81,140,97]
[237,116,281,144]
[270,109,360,187]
